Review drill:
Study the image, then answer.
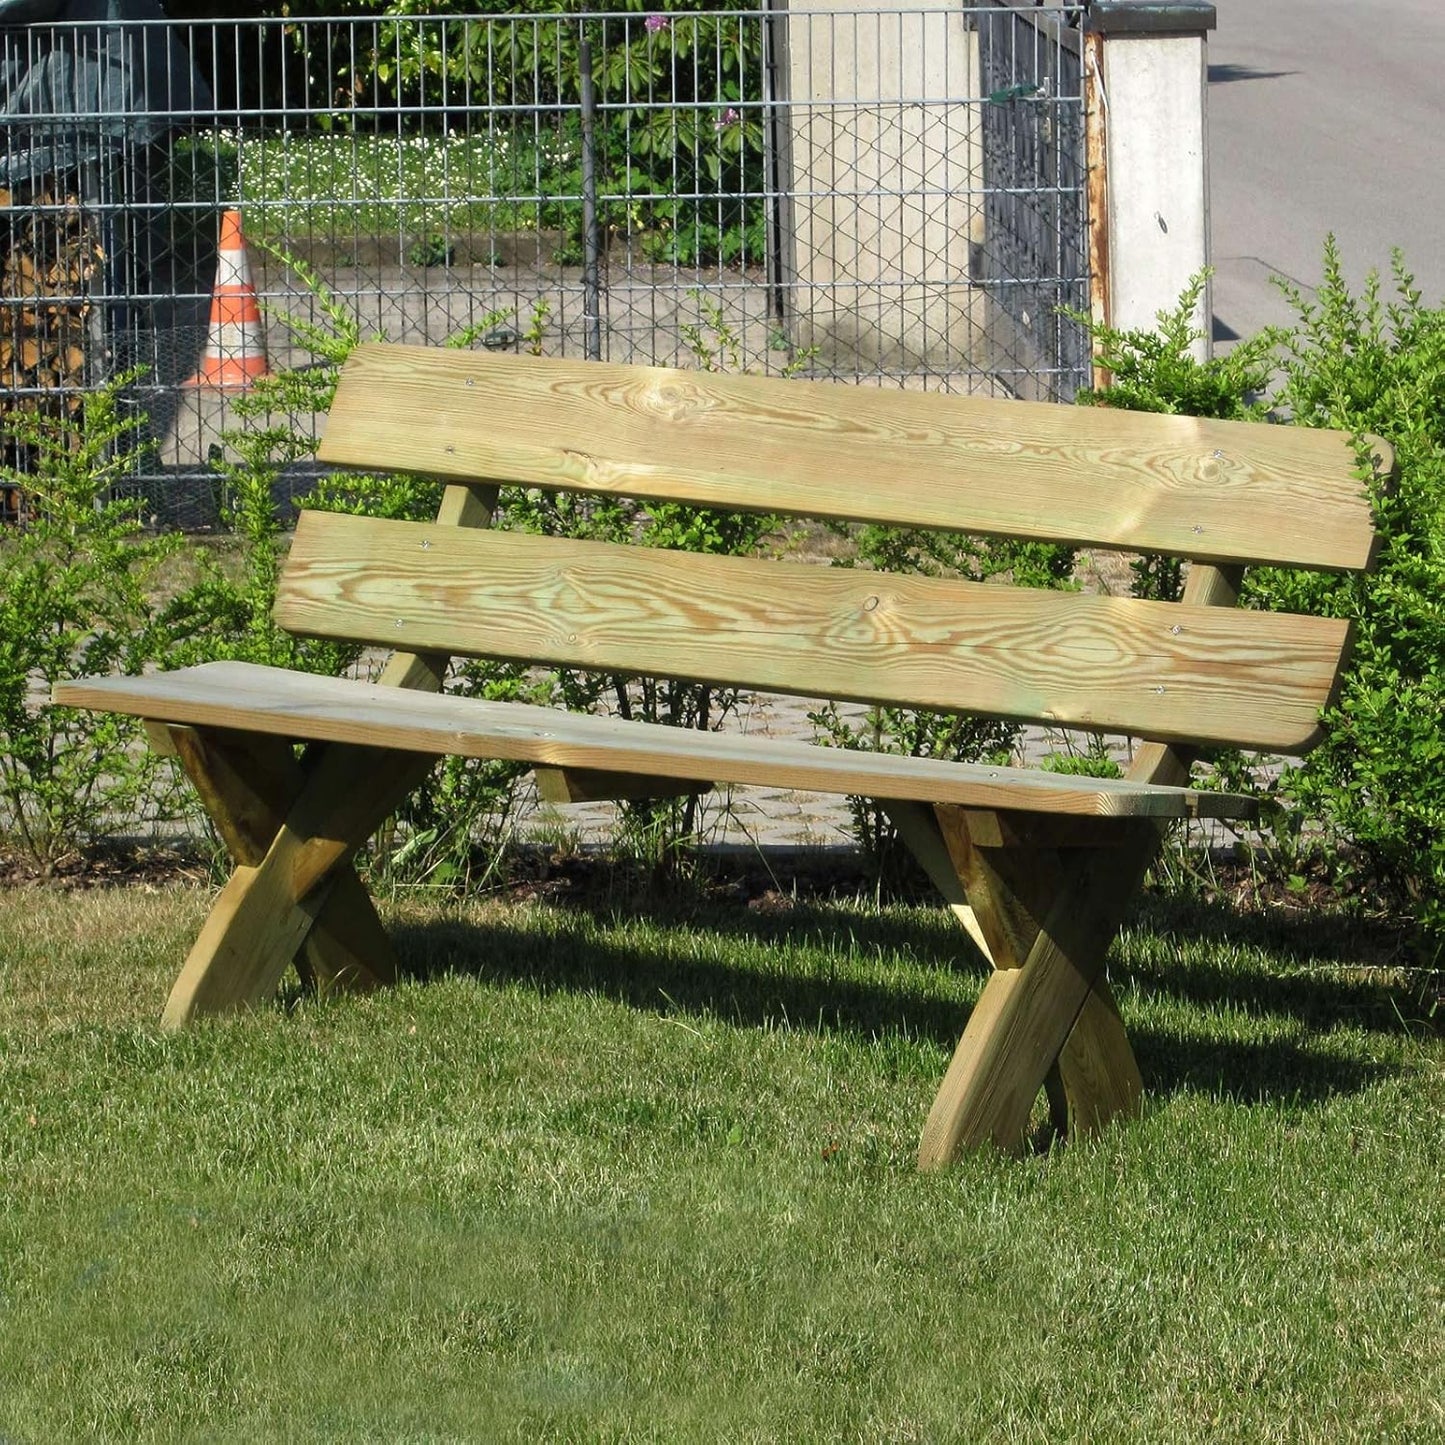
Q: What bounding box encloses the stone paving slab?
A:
[519,690,867,852]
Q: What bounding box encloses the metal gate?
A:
[975,2,1089,400]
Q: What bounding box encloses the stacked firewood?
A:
[1,184,103,523]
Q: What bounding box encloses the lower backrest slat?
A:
[277,510,1352,754]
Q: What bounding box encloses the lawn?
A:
[0,872,1441,1441]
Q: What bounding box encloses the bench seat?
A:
[57,660,1256,821]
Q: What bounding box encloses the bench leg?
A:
[917,808,1158,1163]
[1057,984,1145,1138]
[165,726,398,997]
[161,735,433,1029]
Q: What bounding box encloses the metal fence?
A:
[0,7,1089,524]
[975,2,1089,397]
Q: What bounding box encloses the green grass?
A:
[1,878,1441,1441]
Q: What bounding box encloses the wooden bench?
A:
[54,343,1387,1163]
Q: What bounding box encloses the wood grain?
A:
[161,741,434,1027]
[880,801,994,964]
[534,766,711,804]
[276,510,1351,753]
[1055,988,1145,1138]
[376,480,499,693]
[162,725,398,997]
[317,344,1384,572]
[52,662,1259,820]
[917,820,1160,1162]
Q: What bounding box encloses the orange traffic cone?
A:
[186,209,271,389]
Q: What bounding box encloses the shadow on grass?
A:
[387,882,1413,1111]
[1126,891,1426,1036]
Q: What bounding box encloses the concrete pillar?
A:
[1084,2,1217,362]
[771,0,982,377]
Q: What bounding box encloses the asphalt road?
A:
[1208,0,1445,341]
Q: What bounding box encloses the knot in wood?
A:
[642,379,707,422]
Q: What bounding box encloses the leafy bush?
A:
[1079,245,1445,958]
[0,375,187,871]
[199,2,769,267]
[1263,245,1445,956]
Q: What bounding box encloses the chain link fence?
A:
[0,6,1088,526]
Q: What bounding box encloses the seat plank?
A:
[317,344,1386,572]
[275,510,1351,753]
[53,662,1258,821]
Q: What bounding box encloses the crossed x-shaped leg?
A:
[891,802,1161,1161]
[157,726,433,1028]
[161,730,1162,1167]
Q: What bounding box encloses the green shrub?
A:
[209,2,770,267]
[1263,245,1445,956]
[0,375,187,871]
[1079,245,1445,958]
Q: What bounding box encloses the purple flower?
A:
[644,13,668,32]
[714,106,740,131]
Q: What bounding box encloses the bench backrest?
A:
[303,344,1388,757]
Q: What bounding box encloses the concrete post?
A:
[770,0,983,377]
[1084,2,1217,367]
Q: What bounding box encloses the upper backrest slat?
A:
[317,344,1386,573]
[277,511,1354,754]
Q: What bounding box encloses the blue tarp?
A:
[0,0,211,187]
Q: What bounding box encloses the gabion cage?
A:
[0,5,1088,526]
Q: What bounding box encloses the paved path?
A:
[521,692,865,853]
[517,692,1160,855]
[1209,0,1445,342]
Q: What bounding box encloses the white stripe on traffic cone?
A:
[186,208,271,389]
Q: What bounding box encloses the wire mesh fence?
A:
[0,6,1088,526]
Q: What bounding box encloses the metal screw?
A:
[1192,525,1204,534]
[1154,685,1166,694]
[444,445,456,454]
[465,377,475,387]
[420,540,430,550]
[1212,449,1224,460]
[394,618,405,628]
[1170,623,1182,635]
